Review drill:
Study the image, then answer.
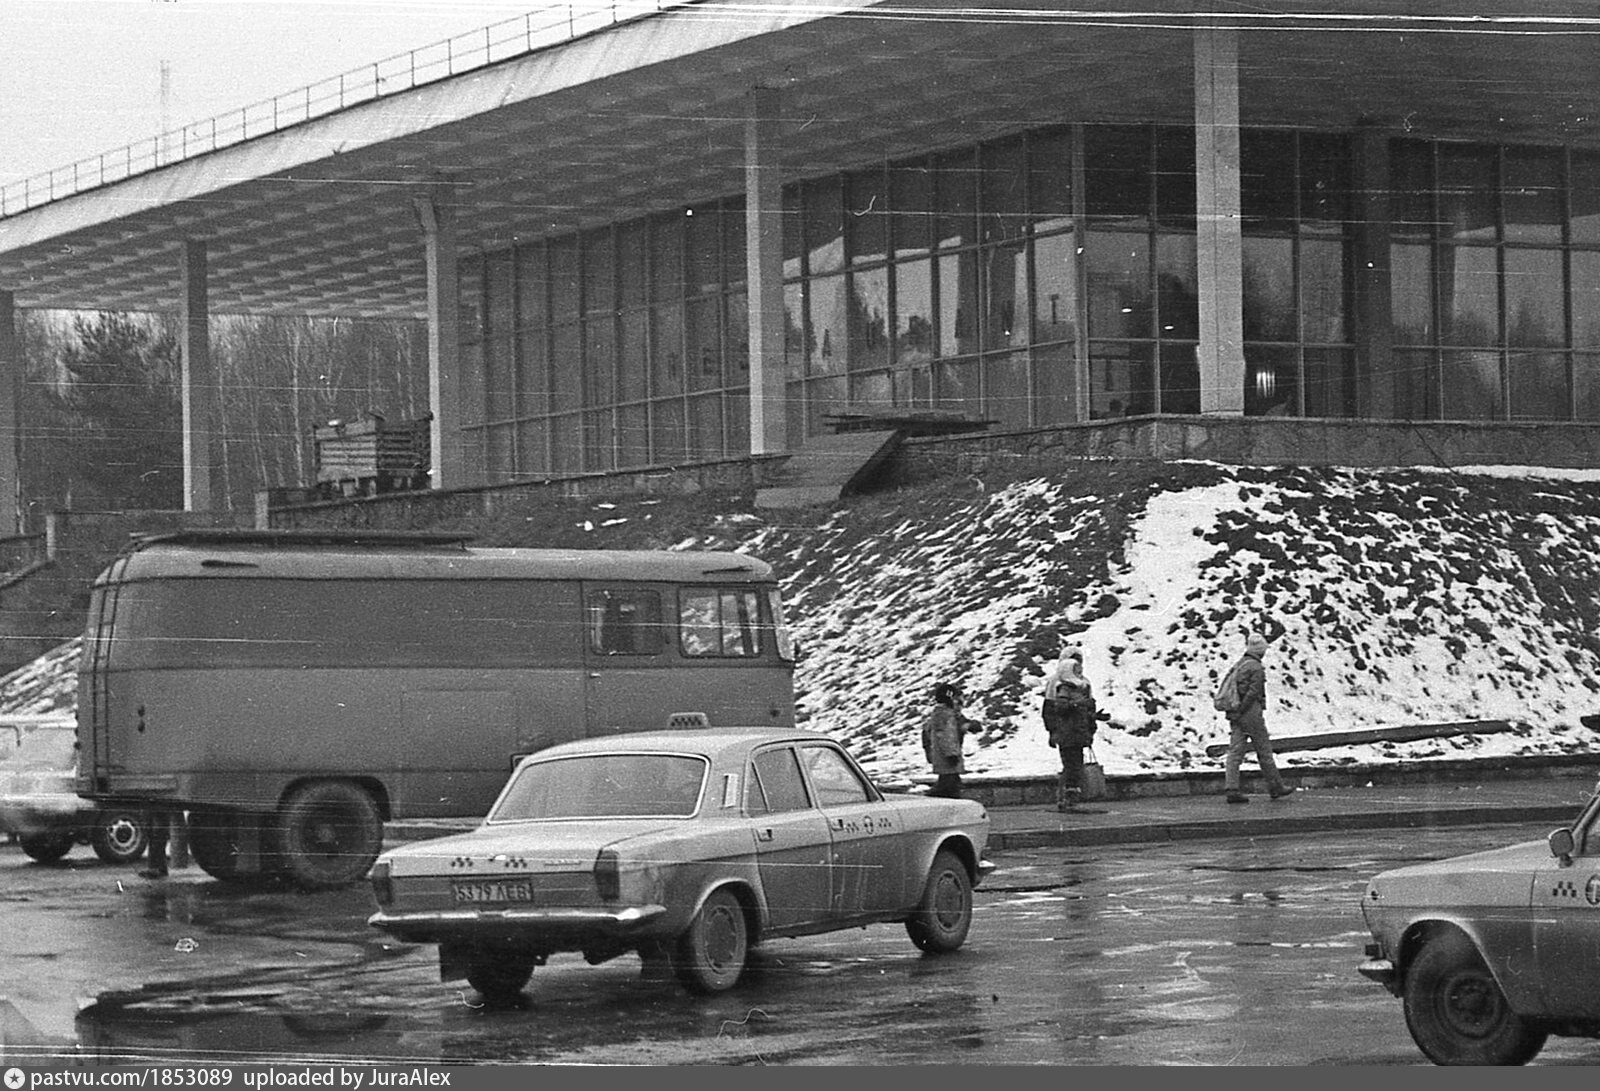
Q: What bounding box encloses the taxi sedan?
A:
[1359,783,1600,1065]
[368,727,993,1002]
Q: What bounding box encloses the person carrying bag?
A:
[1041,646,1105,814]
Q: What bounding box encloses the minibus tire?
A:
[187,813,249,882]
[274,780,384,891]
[187,811,281,884]
[89,808,150,864]
[19,831,75,863]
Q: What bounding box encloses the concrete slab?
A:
[756,429,903,508]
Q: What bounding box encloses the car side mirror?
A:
[1549,827,1576,865]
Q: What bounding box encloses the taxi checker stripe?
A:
[1553,879,1578,897]
[447,855,530,868]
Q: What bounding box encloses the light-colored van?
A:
[76,530,794,888]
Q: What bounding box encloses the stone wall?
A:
[884,415,1600,486]
[250,415,1600,532]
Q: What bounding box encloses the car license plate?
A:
[452,880,534,905]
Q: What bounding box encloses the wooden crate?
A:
[312,413,431,498]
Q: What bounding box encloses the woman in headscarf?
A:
[1042,646,1101,813]
[921,681,967,798]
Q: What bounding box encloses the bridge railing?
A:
[0,1,683,218]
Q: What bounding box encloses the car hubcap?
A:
[105,818,139,852]
[704,906,739,967]
[932,871,965,928]
[1443,972,1501,1037]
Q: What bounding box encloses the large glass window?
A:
[805,178,845,275]
[938,251,979,357]
[1383,139,1592,421]
[895,258,935,364]
[1573,251,1600,350]
[1504,149,1563,245]
[1243,237,1295,342]
[1033,232,1078,345]
[1440,246,1500,345]
[1085,126,1151,228]
[935,149,978,251]
[849,268,891,371]
[891,161,934,258]
[1028,129,1073,233]
[459,125,1600,478]
[1086,232,1150,340]
[1505,249,1565,348]
[1239,131,1354,419]
[808,275,848,376]
[847,168,889,265]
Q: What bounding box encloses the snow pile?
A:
[0,637,79,717]
[748,462,1600,781]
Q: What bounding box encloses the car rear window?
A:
[490,753,706,820]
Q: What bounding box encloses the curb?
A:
[926,753,1600,811]
[986,803,1579,851]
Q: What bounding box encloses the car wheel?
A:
[273,781,384,891]
[1403,932,1548,1065]
[89,809,149,864]
[905,849,972,954]
[18,831,75,863]
[674,888,748,994]
[466,956,535,1005]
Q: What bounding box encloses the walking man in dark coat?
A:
[1223,631,1294,804]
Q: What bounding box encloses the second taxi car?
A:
[1359,781,1600,1064]
[368,727,993,1002]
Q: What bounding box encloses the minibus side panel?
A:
[398,689,517,817]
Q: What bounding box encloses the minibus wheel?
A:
[188,810,279,884]
[89,808,150,864]
[19,831,75,863]
[274,780,383,891]
[187,820,243,880]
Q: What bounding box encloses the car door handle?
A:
[756,828,774,842]
[832,817,847,830]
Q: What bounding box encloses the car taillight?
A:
[594,848,620,901]
[369,859,393,906]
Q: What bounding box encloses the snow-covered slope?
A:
[747,461,1600,781]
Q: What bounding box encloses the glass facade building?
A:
[457,123,1600,482]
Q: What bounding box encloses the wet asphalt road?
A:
[5,824,1600,1066]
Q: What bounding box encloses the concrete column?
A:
[415,191,465,489]
[0,291,19,533]
[179,241,214,511]
[1354,130,1396,418]
[1194,25,1246,416]
[745,87,787,454]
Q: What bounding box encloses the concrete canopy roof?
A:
[0,0,1597,319]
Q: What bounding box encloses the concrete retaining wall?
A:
[260,416,1600,530]
[886,416,1600,487]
